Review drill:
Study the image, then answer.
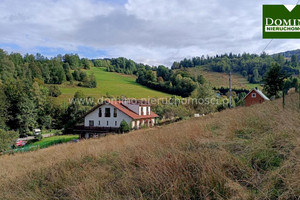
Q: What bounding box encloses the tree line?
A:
[172,53,300,84]
[136,66,204,97]
[0,50,97,88]
[93,57,153,75]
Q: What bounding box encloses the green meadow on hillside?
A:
[58,67,170,102]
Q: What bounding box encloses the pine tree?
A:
[263,64,287,98]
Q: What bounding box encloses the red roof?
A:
[244,88,270,101]
[84,101,159,120]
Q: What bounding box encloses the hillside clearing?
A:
[0,93,299,199]
[187,67,261,89]
[57,67,170,102]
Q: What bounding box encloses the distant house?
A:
[76,100,158,138]
[244,88,270,107]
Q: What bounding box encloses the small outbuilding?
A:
[244,88,270,107]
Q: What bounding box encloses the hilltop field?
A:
[57,67,170,102]
[187,67,261,89]
[0,92,299,199]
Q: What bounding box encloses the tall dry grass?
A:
[0,93,299,200]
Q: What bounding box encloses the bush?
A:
[35,134,43,141]
[48,85,62,97]
[120,120,130,133]
[0,129,18,152]
[79,74,97,88]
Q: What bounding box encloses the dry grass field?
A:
[0,93,299,199]
[187,67,261,89]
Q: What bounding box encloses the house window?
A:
[141,107,145,115]
[140,107,143,115]
[114,108,117,117]
[105,108,111,117]
[107,121,109,126]
[98,121,101,126]
[89,120,94,127]
[252,93,256,98]
[98,108,102,117]
[115,121,117,126]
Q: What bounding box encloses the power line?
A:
[262,39,273,53]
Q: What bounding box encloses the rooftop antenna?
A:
[229,71,232,108]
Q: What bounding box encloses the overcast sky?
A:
[0,0,299,66]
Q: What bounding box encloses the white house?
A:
[78,100,158,138]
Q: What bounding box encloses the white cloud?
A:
[0,0,299,66]
[0,0,115,49]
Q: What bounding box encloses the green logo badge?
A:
[263,5,300,39]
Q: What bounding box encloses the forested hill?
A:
[92,51,300,98]
[0,49,98,136]
[171,51,300,84]
[274,49,300,59]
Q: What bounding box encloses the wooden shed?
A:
[244,88,270,107]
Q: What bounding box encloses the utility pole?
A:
[298,85,300,110]
[229,71,232,108]
[282,87,285,109]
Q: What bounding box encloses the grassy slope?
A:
[187,67,261,89]
[8,135,80,154]
[0,93,299,199]
[57,67,170,102]
[30,135,79,146]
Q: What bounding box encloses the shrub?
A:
[48,86,62,97]
[0,129,18,152]
[120,120,130,133]
[79,74,97,88]
[35,134,43,141]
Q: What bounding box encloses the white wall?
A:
[151,118,155,126]
[139,106,150,116]
[84,104,132,128]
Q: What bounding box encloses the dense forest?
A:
[171,52,300,84]
[276,49,300,59]
[0,49,96,137]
